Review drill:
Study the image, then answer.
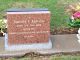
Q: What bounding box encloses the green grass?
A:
[51,55,80,60]
[0,0,79,30]
[0,55,80,60]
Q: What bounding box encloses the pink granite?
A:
[7,12,50,45]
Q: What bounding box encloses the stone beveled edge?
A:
[7,8,48,12]
[7,8,50,14]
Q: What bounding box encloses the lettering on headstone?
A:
[8,12,50,44]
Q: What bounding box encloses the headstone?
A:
[5,8,52,51]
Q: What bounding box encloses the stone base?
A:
[5,33,52,51]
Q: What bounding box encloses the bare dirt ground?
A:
[51,28,78,35]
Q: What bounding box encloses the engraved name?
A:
[14,19,45,24]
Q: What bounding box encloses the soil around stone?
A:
[23,51,80,57]
[51,28,78,35]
